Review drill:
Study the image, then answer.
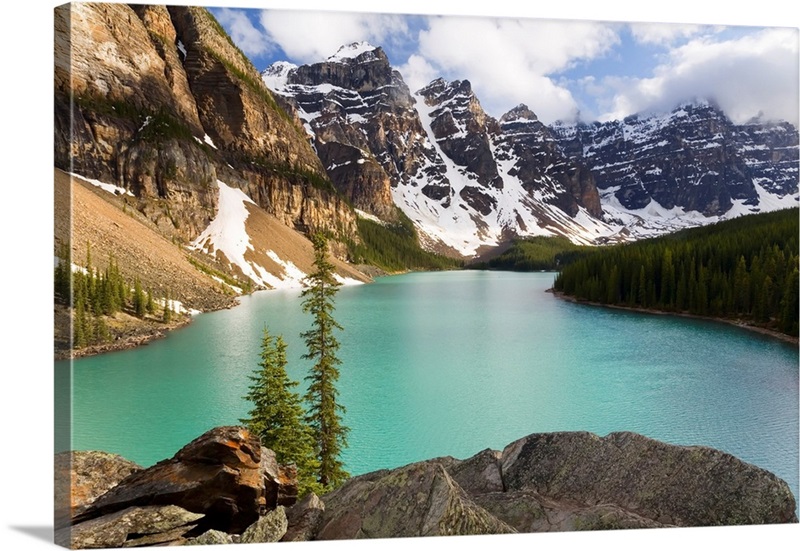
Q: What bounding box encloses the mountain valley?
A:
[54,4,799,353]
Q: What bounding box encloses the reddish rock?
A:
[73,426,297,534]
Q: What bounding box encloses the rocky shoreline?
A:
[549,289,799,346]
[61,316,195,361]
[55,426,798,548]
[56,266,384,361]
[54,288,242,361]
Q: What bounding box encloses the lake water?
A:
[57,271,799,506]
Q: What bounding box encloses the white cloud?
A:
[629,23,706,45]
[407,16,620,123]
[600,28,799,124]
[214,8,272,57]
[216,7,797,126]
[398,54,439,96]
[258,10,410,63]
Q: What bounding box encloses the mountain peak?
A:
[671,97,725,117]
[327,42,382,63]
[501,104,539,123]
[418,78,475,99]
[261,60,298,90]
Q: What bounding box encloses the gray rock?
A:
[282,492,325,542]
[185,529,235,546]
[446,448,504,495]
[240,506,288,543]
[315,460,515,539]
[260,448,298,507]
[65,505,202,549]
[59,427,798,546]
[500,431,798,527]
[472,490,668,532]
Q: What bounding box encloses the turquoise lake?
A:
[57,271,799,506]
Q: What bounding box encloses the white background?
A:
[1,1,798,550]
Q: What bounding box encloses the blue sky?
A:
[206,1,799,125]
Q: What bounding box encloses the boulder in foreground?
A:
[72,426,297,534]
[309,431,797,541]
[60,428,797,547]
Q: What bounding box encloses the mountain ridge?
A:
[264,41,799,256]
[54,4,375,298]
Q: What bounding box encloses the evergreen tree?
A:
[163,290,173,323]
[146,288,155,315]
[93,314,110,344]
[133,277,146,318]
[240,329,321,496]
[74,299,87,349]
[301,234,349,490]
[552,208,798,335]
[54,242,71,304]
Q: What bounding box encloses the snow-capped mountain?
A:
[265,43,621,256]
[551,102,799,231]
[265,43,798,257]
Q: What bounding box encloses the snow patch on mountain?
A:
[392,91,624,256]
[599,182,799,239]
[355,209,384,224]
[190,180,257,285]
[193,134,218,149]
[70,172,134,197]
[333,273,366,286]
[261,61,298,90]
[190,180,313,290]
[265,250,307,289]
[752,182,800,211]
[328,41,379,62]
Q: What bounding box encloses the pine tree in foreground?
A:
[240,328,321,496]
[301,234,350,490]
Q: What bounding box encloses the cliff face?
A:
[266,46,618,256]
[552,102,799,216]
[496,104,602,218]
[54,3,358,245]
[264,44,439,222]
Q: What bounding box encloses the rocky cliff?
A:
[266,42,798,257]
[496,104,603,218]
[263,43,440,223]
[265,44,620,256]
[56,427,797,548]
[57,6,799,271]
[551,101,799,218]
[55,3,359,251]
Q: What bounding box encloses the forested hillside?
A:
[469,236,593,271]
[553,209,799,336]
[347,211,462,272]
